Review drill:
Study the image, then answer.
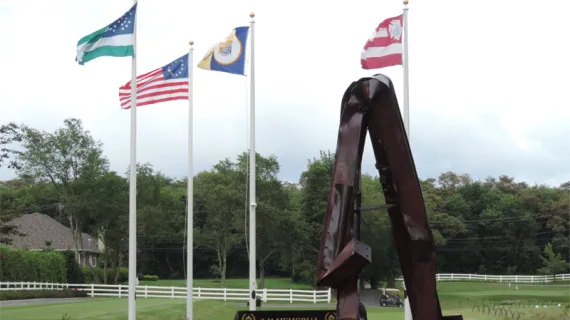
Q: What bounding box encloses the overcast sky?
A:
[0,0,568,187]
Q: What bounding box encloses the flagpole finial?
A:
[250,12,255,19]
[403,0,409,5]
[189,40,194,47]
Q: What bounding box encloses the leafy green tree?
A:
[235,152,292,288]
[359,174,398,288]
[10,118,109,260]
[3,117,569,283]
[0,183,25,244]
[0,122,22,169]
[537,242,568,275]
[194,159,245,286]
[87,171,128,283]
[546,182,570,262]
[296,150,335,283]
[134,163,187,279]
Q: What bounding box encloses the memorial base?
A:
[234,310,337,320]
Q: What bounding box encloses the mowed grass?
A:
[0,299,237,320]
[435,282,569,319]
[139,278,311,290]
[435,282,570,304]
[2,280,569,320]
[443,306,567,320]
[2,299,408,320]
[3,300,565,320]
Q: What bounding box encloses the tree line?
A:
[1,118,568,288]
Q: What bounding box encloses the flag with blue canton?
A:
[198,26,249,76]
[119,53,190,109]
[162,55,189,80]
[76,2,137,65]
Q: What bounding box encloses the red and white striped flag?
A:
[119,54,189,109]
[361,14,403,70]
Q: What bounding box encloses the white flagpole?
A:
[248,11,257,312]
[127,1,138,319]
[402,3,413,320]
[186,40,195,320]
[403,0,410,139]
[403,281,412,320]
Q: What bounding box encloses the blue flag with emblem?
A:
[197,26,250,76]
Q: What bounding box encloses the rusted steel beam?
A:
[315,74,462,320]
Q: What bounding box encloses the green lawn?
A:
[2,280,568,320]
[139,278,311,290]
[3,299,566,320]
[435,282,570,304]
[0,299,236,320]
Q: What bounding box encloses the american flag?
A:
[119,53,189,109]
[361,14,403,70]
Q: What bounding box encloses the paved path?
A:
[0,298,91,308]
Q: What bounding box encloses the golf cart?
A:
[379,288,404,308]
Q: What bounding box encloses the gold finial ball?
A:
[250,12,255,18]
[189,40,194,46]
[403,0,409,5]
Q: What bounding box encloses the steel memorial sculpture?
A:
[315,74,462,320]
[234,74,463,320]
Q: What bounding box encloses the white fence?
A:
[0,282,332,303]
[3,273,569,301]
[396,273,570,283]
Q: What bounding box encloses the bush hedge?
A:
[142,275,159,281]
[81,266,128,284]
[63,251,84,284]
[0,246,66,282]
[0,289,88,301]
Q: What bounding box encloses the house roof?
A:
[5,212,100,253]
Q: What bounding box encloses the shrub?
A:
[0,246,66,282]
[63,251,84,284]
[0,289,88,301]
[81,266,128,284]
[142,275,159,281]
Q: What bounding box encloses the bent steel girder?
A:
[315,74,462,320]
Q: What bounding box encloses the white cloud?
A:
[0,0,568,186]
